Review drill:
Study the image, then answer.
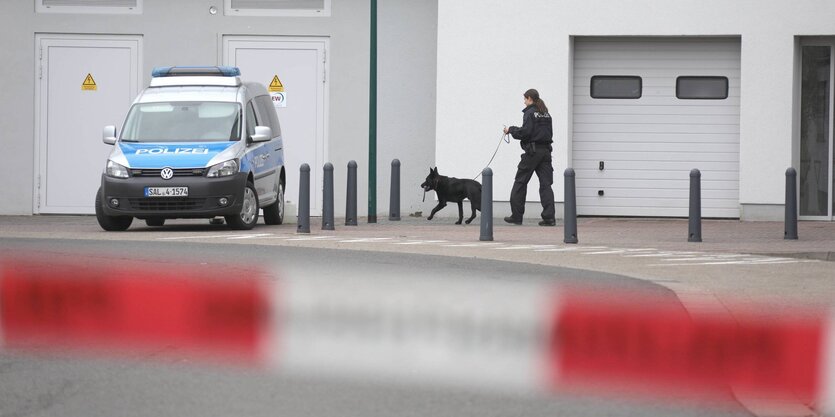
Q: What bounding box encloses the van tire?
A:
[95,188,133,231]
[226,182,259,230]
[263,183,284,225]
[145,218,165,227]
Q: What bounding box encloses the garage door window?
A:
[590,76,642,99]
[676,76,729,100]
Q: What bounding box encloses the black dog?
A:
[421,167,481,225]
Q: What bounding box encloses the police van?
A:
[96,66,285,231]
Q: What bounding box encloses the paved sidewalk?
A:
[3,215,833,257]
[354,216,835,260]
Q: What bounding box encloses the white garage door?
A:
[572,38,740,218]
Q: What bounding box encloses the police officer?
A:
[502,89,556,226]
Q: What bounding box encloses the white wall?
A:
[378,0,438,218]
[436,0,835,219]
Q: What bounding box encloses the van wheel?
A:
[226,182,259,230]
[145,218,165,227]
[263,183,284,225]
[95,187,133,231]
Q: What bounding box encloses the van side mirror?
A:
[250,126,272,143]
[102,126,117,145]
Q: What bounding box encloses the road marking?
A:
[654,260,803,267]
[651,257,815,267]
[494,245,559,250]
[286,236,339,241]
[441,242,505,247]
[663,254,750,262]
[624,252,680,258]
[583,248,656,255]
[394,240,448,245]
[227,233,273,240]
[536,246,610,252]
[339,237,394,243]
[157,234,253,240]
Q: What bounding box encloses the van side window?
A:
[245,101,258,138]
[254,95,281,137]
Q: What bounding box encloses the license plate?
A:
[144,187,188,197]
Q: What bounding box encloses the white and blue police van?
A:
[96,66,285,231]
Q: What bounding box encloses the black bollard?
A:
[323,162,335,230]
[564,168,578,244]
[389,159,401,221]
[297,164,310,234]
[688,169,702,242]
[480,168,493,241]
[346,160,358,226]
[785,167,798,240]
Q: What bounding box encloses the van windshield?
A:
[121,102,241,142]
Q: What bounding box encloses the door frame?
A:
[33,33,143,214]
[797,38,835,221]
[220,35,330,212]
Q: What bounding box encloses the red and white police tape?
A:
[0,257,830,412]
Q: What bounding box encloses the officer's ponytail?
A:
[524,88,549,114]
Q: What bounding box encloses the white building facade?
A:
[436,0,835,220]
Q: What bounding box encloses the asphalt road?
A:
[0,237,752,417]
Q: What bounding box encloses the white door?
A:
[572,38,741,218]
[35,34,142,214]
[223,36,328,213]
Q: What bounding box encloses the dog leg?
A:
[465,200,477,224]
[427,202,446,220]
[455,201,463,224]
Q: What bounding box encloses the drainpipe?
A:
[368,0,378,223]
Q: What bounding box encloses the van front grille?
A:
[131,168,205,177]
[128,198,207,211]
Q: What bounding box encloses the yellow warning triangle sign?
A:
[268,75,284,92]
[81,73,97,91]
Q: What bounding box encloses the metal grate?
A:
[229,0,324,10]
[129,198,207,211]
[37,0,141,13]
[225,0,329,16]
[42,0,137,6]
[130,168,205,178]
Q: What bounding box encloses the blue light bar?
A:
[151,66,241,78]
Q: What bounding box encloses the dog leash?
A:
[473,128,511,180]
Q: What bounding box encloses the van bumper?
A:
[100,173,249,219]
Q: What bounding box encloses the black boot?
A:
[504,216,522,225]
[538,219,556,226]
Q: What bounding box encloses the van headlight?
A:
[207,159,239,178]
[106,160,129,179]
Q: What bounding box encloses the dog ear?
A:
[432,167,438,175]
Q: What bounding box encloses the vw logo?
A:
[160,167,174,180]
